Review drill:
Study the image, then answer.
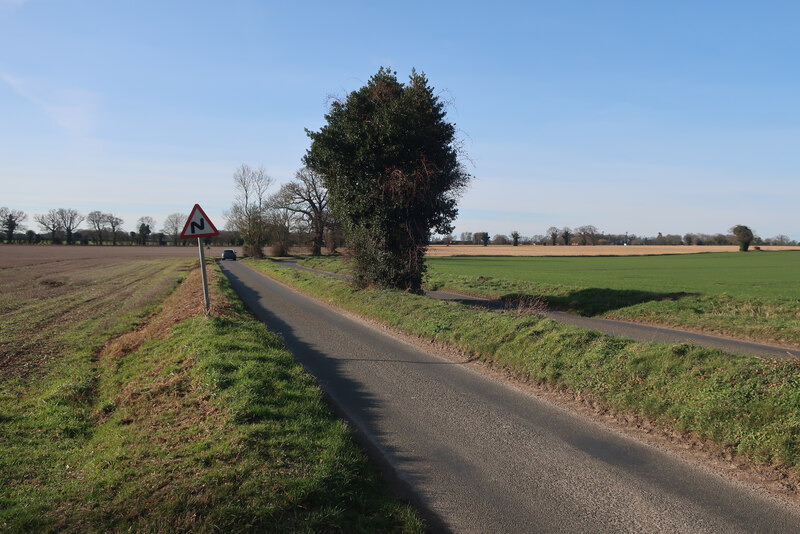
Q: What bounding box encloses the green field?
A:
[424,252,800,346]
[425,252,798,299]
[300,252,800,346]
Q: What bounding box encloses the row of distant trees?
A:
[0,207,245,246]
[225,164,342,258]
[437,226,797,248]
[4,203,796,253]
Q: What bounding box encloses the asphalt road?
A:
[219,260,800,533]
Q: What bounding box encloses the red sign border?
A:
[180,203,220,239]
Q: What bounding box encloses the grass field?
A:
[302,251,800,347]
[248,258,800,489]
[0,247,422,532]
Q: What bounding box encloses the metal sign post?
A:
[180,204,220,314]
[197,237,210,312]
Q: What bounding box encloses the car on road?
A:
[221,249,237,261]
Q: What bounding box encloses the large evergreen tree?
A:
[304,68,471,292]
[731,224,754,251]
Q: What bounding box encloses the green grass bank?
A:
[249,258,800,481]
[0,259,423,532]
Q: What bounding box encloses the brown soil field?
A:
[0,246,197,380]
[425,244,800,257]
[0,244,244,268]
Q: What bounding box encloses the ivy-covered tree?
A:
[304,68,471,292]
[0,207,26,243]
[561,227,573,246]
[547,226,559,246]
[731,224,754,251]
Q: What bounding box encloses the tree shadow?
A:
[502,288,697,316]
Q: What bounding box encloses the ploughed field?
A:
[425,251,800,347]
[0,243,244,268]
[0,245,422,532]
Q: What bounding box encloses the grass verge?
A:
[299,254,800,347]
[248,258,800,481]
[0,259,423,532]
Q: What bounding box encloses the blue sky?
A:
[2,0,798,239]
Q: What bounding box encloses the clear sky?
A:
[2,0,798,240]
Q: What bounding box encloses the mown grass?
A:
[0,258,423,532]
[249,258,800,477]
[300,252,800,346]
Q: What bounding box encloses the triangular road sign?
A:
[180,204,220,239]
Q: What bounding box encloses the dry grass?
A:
[101,267,220,361]
[426,244,800,257]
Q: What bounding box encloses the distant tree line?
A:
[3,205,796,254]
[436,225,797,248]
[0,207,242,246]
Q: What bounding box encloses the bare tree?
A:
[492,234,510,245]
[54,208,84,244]
[86,210,108,245]
[576,225,599,245]
[162,213,187,246]
[225,164,273,257]
[107,214,123,245]
[0,207,27,243]
[35,209,63,243]
[266,204,300,257]
[271,167,330,255]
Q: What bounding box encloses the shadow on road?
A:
[219,262,453,533]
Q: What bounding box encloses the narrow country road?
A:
[219,260,800,533]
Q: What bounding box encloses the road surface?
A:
[219,260,800,533]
